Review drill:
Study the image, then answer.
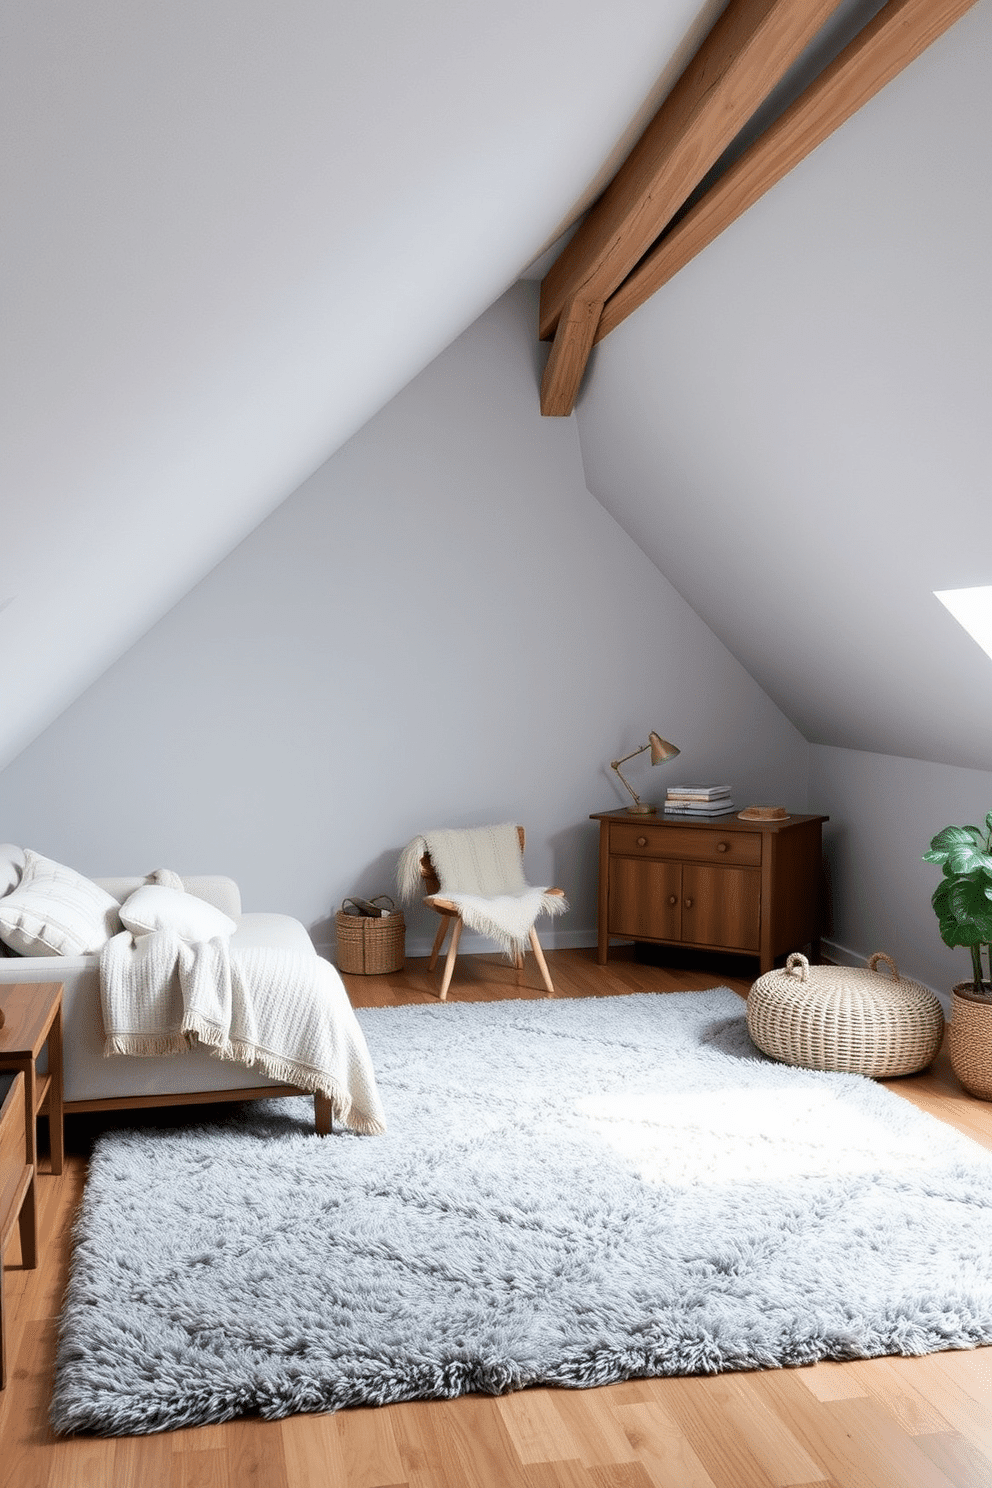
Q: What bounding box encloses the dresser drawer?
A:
[610,822,762,866]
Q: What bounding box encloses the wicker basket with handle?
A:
[335,896,405,975]
[747,951,944,1078]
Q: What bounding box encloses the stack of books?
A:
[664,785,735,817]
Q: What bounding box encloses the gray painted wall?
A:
[0,283,810,959]
[810,745,992,1007]
[575,0,992,772]
[1,0,722,771]
[564,0,992,1004]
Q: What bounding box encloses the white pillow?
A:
[119,884,237,941]
[0,848,121,957]
[0,843,25,899]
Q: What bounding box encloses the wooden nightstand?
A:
[0,1070,36,1389]
[0,982,64,1179]
[590,810,828,974]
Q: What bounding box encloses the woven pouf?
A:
[747,952,944,1078]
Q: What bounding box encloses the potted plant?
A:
[923,815,992,1098]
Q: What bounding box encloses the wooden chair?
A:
[419,826,564,1000]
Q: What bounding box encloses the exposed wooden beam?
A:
[540,296,602,417]
[596,0,980,341]
[538,0,842,346]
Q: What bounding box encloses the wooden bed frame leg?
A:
[314,1093,333,1136]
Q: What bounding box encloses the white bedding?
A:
[100,929,386,1134]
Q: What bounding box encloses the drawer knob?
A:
[668,895,677,906]
[717,841,729,853]
[637,836,647,847]
[684,898,693,909]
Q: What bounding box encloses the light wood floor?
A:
[2,947,990,1488]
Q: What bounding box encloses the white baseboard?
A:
[819,938,866,968]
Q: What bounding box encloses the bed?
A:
[0,848,384,1136]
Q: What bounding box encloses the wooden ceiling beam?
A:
[596,0,980,342]
[540,296,603,417]
[538,0,843,349]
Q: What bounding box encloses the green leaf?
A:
[924,825,992,876]
[928,825,985,852]
[933,876,992,946]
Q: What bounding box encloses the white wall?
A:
[575,0,992,772]
[810,744,992,1005]
[0,0,722,772]
[0,283,810,958]
[565,1,992,1009]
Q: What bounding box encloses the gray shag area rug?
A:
[52,989,992,1436]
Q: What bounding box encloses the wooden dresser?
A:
[590,810,827,974]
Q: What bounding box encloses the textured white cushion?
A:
[0,843,25,899]
[119,884,237,941]
[0,849,121,956]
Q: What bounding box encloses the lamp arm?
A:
[611,742,650,771]
[610,743,649,807]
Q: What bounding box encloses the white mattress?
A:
[2,911,324,1103]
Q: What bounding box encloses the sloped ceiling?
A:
[3,0,988,779]
[576,0,992,772]
[0,0,725,770]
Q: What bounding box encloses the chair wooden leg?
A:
[428,915,451,972]
[529,927,556,997]
[438,918,463,1001]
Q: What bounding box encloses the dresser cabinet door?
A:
[608,857,682,940]
[681,864,761,952]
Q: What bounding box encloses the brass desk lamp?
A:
[610,731,680,813]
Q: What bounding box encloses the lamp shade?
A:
[648,732,680,765]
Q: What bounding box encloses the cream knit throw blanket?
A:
[100,931,386,1135]
[397,823,567,958]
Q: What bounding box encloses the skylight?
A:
[934,587,992,663]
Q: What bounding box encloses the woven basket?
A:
[948,984,992,1100]
[747,952,944,1078]
[335,897,405,975]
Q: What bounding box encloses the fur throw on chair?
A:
[397,824,567,958]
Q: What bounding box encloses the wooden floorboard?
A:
[1,946,990,1487]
